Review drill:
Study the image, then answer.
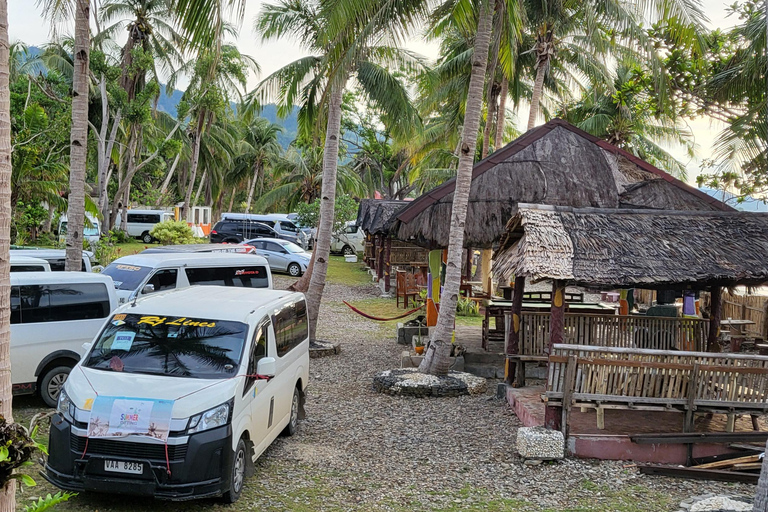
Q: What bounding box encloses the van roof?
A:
[109,252,268,268]
[125,209,171,214]
[127,286,302,323]
[140,243,254,254]
[9,249,94,259]
[10,271,114,285]
[10,255,50,265]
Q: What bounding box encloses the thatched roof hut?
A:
[390,119,731,249]
[356,199,409,235]
[494,204,768,290]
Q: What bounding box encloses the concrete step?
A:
[463,350,505,365]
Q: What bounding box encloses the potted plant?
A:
[414,336,425,355]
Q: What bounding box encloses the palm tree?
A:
[237,117,283,212]
[559,62,695,179]
[418,0,495,375]
[0,0,17,507]
[254,0,424,339]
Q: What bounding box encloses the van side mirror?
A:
[141,284,155,295]
[256,357,276,377]
[82,342,92,352]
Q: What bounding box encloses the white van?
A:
[220,213,305,247]
[331,222,365,255]
[58,214,101,245]
[11,272,118,406]
[116,209,175,243]
[10,249,95,272]
[11,255,51,272]
[45,286,309,502]
[100,252,273,304]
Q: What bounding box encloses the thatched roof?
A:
[391,119,731,250]
[493,204,768,290]
[356,199,409,235]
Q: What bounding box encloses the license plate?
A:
[104,460,143,475]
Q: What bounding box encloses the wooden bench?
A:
[545,344,768,434]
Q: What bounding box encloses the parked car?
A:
[101,252,272,305]
[242,238,310,277]
[11,271,118,406]
[209,219,280,244]
[11,255,51,272]
[330,222,365,255]
[216,214,303,246]
[115,209,175,243]
[141,243,257,255]
[45,286,309,502]
[287,213,315,249]
[10,249,95,272]
[58,213,101,245]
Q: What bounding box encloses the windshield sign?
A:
[84,313,248,379]
[101,263,152,290]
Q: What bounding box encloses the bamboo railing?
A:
[520,312,710,358]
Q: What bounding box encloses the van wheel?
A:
[282,387,300,437]
[287,263,302,277]
[342,245,354,256]
[40,365,73,408]
[141,232,153,244]
[222,437,247,504]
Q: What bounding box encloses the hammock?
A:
[343,301,424,321]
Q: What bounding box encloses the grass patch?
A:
[346,297,484,329]
[540,482,677,512]
[325,256,372,286]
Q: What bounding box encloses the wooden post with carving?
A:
[708,286,722,352]
[545,280,566,430]
[384,236,391,293]
[505,275,526,387]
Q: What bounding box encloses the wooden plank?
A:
[631,431,768,444]
[561,355,578,437]
[732,462,763,470]
[638,465,759,484]
[694,454,760,469]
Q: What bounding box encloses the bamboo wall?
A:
[721,291,768,339]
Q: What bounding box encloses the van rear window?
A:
[185,266,269,288]
[84,314,248,379]
[101,263,153,291]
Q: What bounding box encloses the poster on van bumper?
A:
[87,396,174,442]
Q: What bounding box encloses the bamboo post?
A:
[505,275,525,387]
[708,287,722,352]
[384,236,391,293]
[376,234,384,283]
[465,247,472,280]
[371,234,377,272]
[480,249,493,295]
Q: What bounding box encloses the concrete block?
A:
[516,426,564,460]
[396,323,428,346]
[400,351,464,372]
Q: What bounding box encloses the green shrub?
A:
[150,220,194,245]
[456,297,480,317]
[109,229,132,244]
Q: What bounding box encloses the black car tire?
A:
[342,245,354,256]
[222,437,247,503]
[287,263,302,277]
[282,387,300,437]
[141,231,153,244]
[40,365,73,408]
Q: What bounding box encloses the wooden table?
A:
[721,319,756,336]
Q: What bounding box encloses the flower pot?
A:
[415,346,424,355]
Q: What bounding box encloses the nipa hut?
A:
[390,119,731,250]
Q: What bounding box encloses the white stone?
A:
[690,496,752,512]
[516,426,564,460]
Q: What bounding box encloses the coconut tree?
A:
[0,0,16,507]
[418,0,495,374]
[237,117,283,212]
[254,0,424,338]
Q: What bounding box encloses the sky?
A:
[7,0,741,184]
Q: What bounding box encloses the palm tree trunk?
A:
[0,1,16,507]
[756,443,768,511]
[193,169,206,207]
[482,83,498,159]
[305,79,347,340]
[527,37,550,131]
[418,0,494,375]
[184,118,204,217]
[245,160,260,213]
[481,0,504,159]
[65,0,90,271]
[227,186,236,212]
[495,76,508,149]
[156,151,181,206]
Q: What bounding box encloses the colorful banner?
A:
[88,396,174,442]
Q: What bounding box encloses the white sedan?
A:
[242,238,310,277]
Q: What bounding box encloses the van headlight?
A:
[187,400,232,434]
[57,388,74,422]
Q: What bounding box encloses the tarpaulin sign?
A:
[87,396,174,441]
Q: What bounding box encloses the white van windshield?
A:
[84,313,248,379]
[101,263,153,291]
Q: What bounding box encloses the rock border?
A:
[309,340,341,358]
[373,368,487,397]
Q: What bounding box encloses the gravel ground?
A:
[13,270,758,511]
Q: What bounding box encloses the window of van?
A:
[11,283,111,324]
[185,266,269,288]
[278,221,298,233]
[101,263,153,291]
[128,213,161,223]
[11,265,47,272]
[45,258,88,272]
[272,299,308,357]
[245,319,269,393]
[84,314,248,379]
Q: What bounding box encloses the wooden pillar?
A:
[376,234,384,282]
[548,280,566,355]
[480,249,493,295]
[505,275,526,387]
[384,236,391,293]
[370,234,377,270]
[465,247,472,280]
[708,286,722,352]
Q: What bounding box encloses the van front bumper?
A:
[43,413,234,501]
